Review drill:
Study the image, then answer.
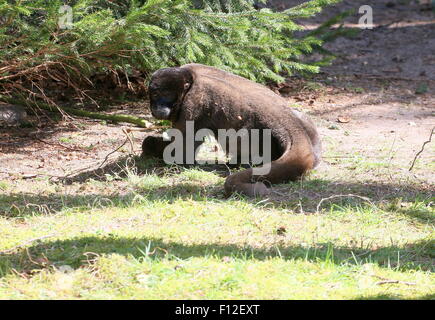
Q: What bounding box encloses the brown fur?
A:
[142,63,322,197]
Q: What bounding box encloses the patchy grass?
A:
[2,0,434,298]
[0,155,433,299]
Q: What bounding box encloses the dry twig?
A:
[409,127,434,171]
[372,275,416,286]
[0,234,56,255]
[316,194,374,213]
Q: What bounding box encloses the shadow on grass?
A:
[0,235,433,279]
[58,155,232,184]
[0,180,433,229]
[0,157,433,280]
[0,157,433,224]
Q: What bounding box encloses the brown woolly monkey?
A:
[142,63,321,197]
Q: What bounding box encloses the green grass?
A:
[58,137,75,144]
[0,158,433,299]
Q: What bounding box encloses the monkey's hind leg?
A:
[224,138,316,197]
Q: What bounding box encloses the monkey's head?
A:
[148,67,193,121]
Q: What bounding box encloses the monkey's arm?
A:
[141,134,169,159]
[141,134,204,164]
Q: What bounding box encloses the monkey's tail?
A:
[224,133,316,197]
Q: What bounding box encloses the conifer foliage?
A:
[0,0,341,103]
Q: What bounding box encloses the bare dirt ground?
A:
[0,0,434,191]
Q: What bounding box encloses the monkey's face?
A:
[148,68,192,121]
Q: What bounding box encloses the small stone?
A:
[57,265,74,273]
[337,116,351,123]
[392,55,403,62]
[276,226,287,236]
[22,174,37,179]
[222,256,232,263]
[328,124,340,130]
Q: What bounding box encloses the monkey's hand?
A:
[141,134,169,159]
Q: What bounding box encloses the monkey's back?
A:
[182,64,311,140]
[182,63,286,110]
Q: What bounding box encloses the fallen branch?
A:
[0,234,56,255]
[372,275,416,286]
[0,94,151,128]
[409,127,434,171]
